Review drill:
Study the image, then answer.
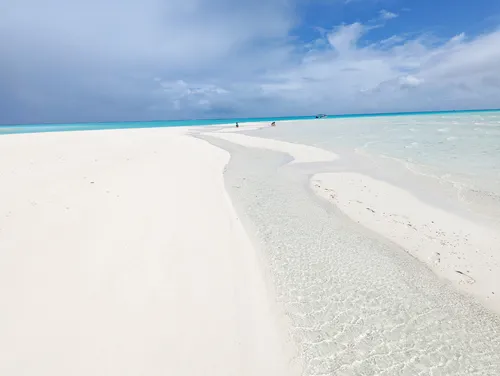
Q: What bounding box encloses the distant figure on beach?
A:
[235,122,239,128]
[271,121,276,127]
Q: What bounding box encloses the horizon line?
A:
[2,108,500,128]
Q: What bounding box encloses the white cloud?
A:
[380,10,398,20]
[1,1,500,123]
[241,23,500,115]
[159,80,229,112]
[399,75,423,88]
[327,23,365,55]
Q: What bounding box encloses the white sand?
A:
[216,121,298,133]
[217,122,269,133]
[0,128,295,376]
[207,133,339,163]
[312,172,500,313]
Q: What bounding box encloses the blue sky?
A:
[2,0,500,124]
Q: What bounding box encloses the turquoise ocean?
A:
[1,109,497,135]
[0,115,317,135]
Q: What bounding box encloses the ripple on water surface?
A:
[206,138,500,376]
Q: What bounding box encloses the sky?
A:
[2,0,500,124]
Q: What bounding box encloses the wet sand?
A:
[312,172,500,312]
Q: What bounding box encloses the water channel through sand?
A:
[202,134,500,376]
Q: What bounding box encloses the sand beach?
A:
[0,128,297,376]
[2,114,500,375]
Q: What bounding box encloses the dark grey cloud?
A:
[1,0,295,124]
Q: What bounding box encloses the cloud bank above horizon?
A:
[2,0,500,124]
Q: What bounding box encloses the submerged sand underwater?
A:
[200,114,500,375]
[208,137,500,374]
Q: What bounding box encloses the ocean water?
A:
[0,115,317,135]
[238,110,500,223]
[0,109,495,135]
[208,136,500,375]
[202,112,500,374]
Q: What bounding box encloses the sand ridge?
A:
[312,172,500,312]
[206,132,339,164]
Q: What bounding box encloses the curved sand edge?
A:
[206,132,339,163]
[311,172,500,313]
[0,128,296,375]
[206,130,500,314]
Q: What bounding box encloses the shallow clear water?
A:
[204,136,500,375]
[245,112,500,222]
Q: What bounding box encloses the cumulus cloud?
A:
[327,23,365,55]
[379,10,398,20]
[250,24,500,114]
[1,1,500,124]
